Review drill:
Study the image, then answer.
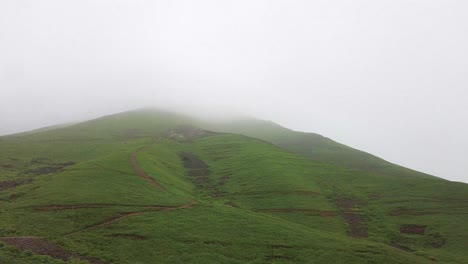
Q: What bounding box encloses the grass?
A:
[200,117,437,179]
[0,109,467,263]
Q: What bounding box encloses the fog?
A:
[1,1,467,182]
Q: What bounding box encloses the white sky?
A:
[1,0,467,182]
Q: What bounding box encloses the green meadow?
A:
[0,109,467,263]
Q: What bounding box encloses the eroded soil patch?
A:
[265,255,294,261]
[1,237,104,264]
[236,190,320,196]
[336,197,368,238]
[0,163,15,170]
[24,158,76,176]
[203,240,231,246]
[25,162,75,176]
[0,178,32,191]
[179,152,231,198]
[106,233,146,240]
[179,152,211,188]
[400,224,427,235]
[30,158,52,164]
[258,208,337,217]
[36,203,173,212]
[389,207,468,216]
[271,245,294,249]
[167,125,216,141]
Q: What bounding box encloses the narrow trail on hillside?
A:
[93,163,135,176]
[2,201,196,258]
[130,145,167,192]
[65,200,196,236]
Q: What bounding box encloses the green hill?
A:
[200,118,436,180]
[0,109,467,263]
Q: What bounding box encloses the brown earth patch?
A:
[258,208,337,217]
[354,249,382,255]
[234,190,320,196]
[388,208,468,216]
[368,193,382,199]
[179,152,209,171]
[427,232,446,248]
[167,125,216,142]
[203,240,231,246]
[376,195,468,203]
[400,224,427,235]
[0,178,32,191]
[336,197,363,209]
[265,255,294,261]
[25,166,64,175]
[25,159,75,175]
[212,190,228,197]
[336,197,368,238]
[30,158,52,164]
[390,243,414,252]
[225,201,238,208]
[9,193,23,200]
[271,245,293,249]
[37,204,106,211]
[24,161,75,176]
[36,204,174,212]
[342,212,368,238]
[389,209,438,216]
[399,195,468,203]
[1,237,104,264]
[294,190,320,195]
[106,233,146,240]
[55,161,76,167]
[0,164,15,169]
[218,175,230,186]
[179,152,215,192]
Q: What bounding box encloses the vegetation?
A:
[0,109,467,263]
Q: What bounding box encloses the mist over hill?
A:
[1,1,468,263]
[1,1,468,182]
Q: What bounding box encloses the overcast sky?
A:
[1,0,467,182]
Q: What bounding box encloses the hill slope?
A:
[200,118,436,179]
[0,109,467,263]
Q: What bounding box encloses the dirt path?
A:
[66,200,196,236]
[66,212,145,236]
[130,146,167,192]
[93,163,135,176]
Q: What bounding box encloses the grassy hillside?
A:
[201,118,436,179]
[0,109,467,263]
